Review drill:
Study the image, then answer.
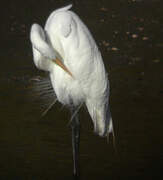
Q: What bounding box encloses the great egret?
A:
[30,4,114,176]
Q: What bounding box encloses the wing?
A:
[45,5,73,38]
[45,4,72,25]
[60,14,72,37]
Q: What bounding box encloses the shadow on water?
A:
[0,0,163,179]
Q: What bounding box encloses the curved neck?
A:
[30,24,56,59]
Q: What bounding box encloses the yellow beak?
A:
[52,58,73,77]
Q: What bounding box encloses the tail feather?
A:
[107,117,116,151]
[108,116,113,134]
[86,98,115,149]
[86,98,112,137]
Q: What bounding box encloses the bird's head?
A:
[30,23,56,59]
[30,23,73,77]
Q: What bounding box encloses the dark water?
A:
[0,0,163,179]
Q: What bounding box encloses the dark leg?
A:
[70,110,80,177]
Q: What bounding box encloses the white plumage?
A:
[30,4,113,137]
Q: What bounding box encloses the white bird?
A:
[30,4,114,177]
